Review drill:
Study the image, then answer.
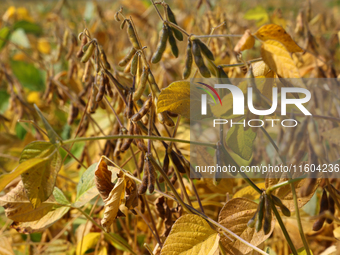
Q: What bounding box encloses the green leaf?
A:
[226,123,256,160]
[290,248,314,255]
[13,20,43,36]
[34,105,63,144]
[19,141,62,208]
[53,187,70,205]
[10,60,45,91]
[244,6,269,26]
[73,163,99,208]
[15,123,27,140]
[0,27,11,51]
[0,90,10,113]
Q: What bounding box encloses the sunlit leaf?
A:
[260,40,300,79]
[233,182,266,200]
[0,181,58,222]
[0,27,11,51]
[218,198,275,254]
[73,163,99,208]
[244,6,269,26]
[226,123,256,161]
[101,175,126,232]
[76,232,101,255]
[20,141,62,208]
[95,157,114,200]
[161,214,220,255]
[254,24,303,53]
[234,30,255,52]
[0,157,45,193]
[10,187,69,233]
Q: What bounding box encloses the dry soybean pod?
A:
[326,193,335,224]
[167,24,179,58]
[247,206,259,228]
[82,61,92,83]
[81,41,95,63]
[151,23,169,64]
[271,195,291,217]
[119,47,137,67]
[195,39,214,61]
[133,67,149,101]
[263,194,272,235]
[131,94,152,122]
[95,72,105,102]
[183,39,193,79]
[88,83,97,114]
[169,150,186,173]
[77,33,88,58]
[147,72,161,96]
[62,29,69,48]
[99,45,111,70]
[166,5,183,41]
[130,53,138,76]
[192,39,210,78]
[120,19,127,30]
[104,74,114,98]
[121,121,134,152]
[125,92,134,119]
[138,169,148,195]
[67,103,79,125]
[146,156,156,193]
[159,151,170,183]
[255,194,265,232]
[66,34,76,60]
[127,19,140,50]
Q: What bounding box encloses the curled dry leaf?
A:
[254,24,303,53]
[260,40,300,79]
[234,29,255,53]
[95,157,114,200]
[161,214,219,255]
[218,198,275,255]
[101,172,126,232]
[0,181,57,222]
[265,169,321,211]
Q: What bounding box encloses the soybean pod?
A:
[151,23,169,64]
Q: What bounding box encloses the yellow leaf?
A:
[16,7,34,22]
[218,198,275,254]
[0,236,15,255]
[243,6,269,27]
[233,182,266,200]
[2,6,16,22]
[161,214,220,255]
[252,61,271,77]
[157,81,191,119]
[0,181,56,222]
[254,24,303,53]
[27,91,43,108]
[101,175,126,232]
[261,40,300,79]
[76,232,101,255]
[37,38,51,54]
[234,30,255,52]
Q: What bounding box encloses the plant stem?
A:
[260,127,306,255]
[63,135,216,148]
[191,34,243,39]
[271,205,298,255]
[291,182,311,255]
[219,58,263,68]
